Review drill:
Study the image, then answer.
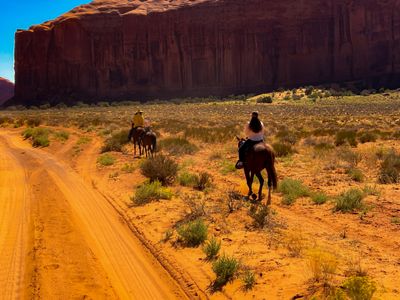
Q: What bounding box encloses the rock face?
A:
[14,0,400,104]
[0,78,14,105]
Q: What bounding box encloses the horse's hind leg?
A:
[267,177,272,206]
[255,172,264,201]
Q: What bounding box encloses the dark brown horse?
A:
[140,131,157,158]
[236,137,278,205]
[128,126,145,156]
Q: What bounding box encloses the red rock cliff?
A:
[0,78,14,105]
[14,0,400,104]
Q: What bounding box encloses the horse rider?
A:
[132,109,145,129]
[235,111,265,169]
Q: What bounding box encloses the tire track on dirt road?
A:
[0,141,30,299]
[0,131,189,299]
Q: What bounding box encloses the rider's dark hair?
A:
[249,115,262,133]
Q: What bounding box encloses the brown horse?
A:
[236,137,278,205]
[140,131,157,158]
[128,126,145,156]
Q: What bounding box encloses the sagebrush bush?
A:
[101,129,130,153]
[97,153,115,166]
[248,204,271,228]
[340,149,362,168]
[25,117,41,127]
[335,188,365,212]
[343,276,376,300]
[272,142,295,157]
[177,218,208,247]
[195,172,213,191]
[140,155,178,185]
[275,130,299,145]
[22,127,50,147]
[159,137,198,155]
[121,163,135,173]
[358,131,377,144]
[335,130,358,147]
[212,255,240,287]
[203,236,221,261]
[278,178,310,205]
[132,180,173,206]
[378,150,400,184]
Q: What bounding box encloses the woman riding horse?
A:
[236,112,277,204]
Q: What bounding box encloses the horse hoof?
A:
[251,193,257,201]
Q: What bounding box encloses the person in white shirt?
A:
[235,111,265,169]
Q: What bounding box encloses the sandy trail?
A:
[0,141,29,299]
[0,130,188,299]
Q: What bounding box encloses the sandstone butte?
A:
[0,77,14,105]
[13,0,400,104]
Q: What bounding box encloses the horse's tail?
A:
[265,150,278,190]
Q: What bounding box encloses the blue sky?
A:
[0,1,90,82]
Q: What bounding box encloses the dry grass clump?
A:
[248,204,272,229]
[158,137,198,155]
[177,218,208,247]
[178,171,213,191]
[378,150,400,184]
[53,130,70,142]
[140,155,178,185]
[241,269,256,291]
[272,142,295,157]
[311,192,329,205]
[358,131,378,144]
[307,248,338,284]
[184,125,238,143]
[335,130,358,147]
[132,180,173,206]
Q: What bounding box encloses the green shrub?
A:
[22,127,50,147]
[101,129,130,153]
[203,236,221,261]
[177,218,208,247]
[335,130,358,147]
[97,154,115,166]
[158,137,198,155]
[212,255,240,287]
[54,131,70,142]
[77,136,92,145]
[335,189,365,212]
[278,178,310,205]
[272,142,295,157]
[346,168,364,182]
[132,180,173,206]
[178,172,198,187]
[378,150,400,184]
[242,270,256,291]
[311,192,328,205]
[340,149,362,168]
[358,132,377,144]
[343,276,376,300]
[140,155,178,185]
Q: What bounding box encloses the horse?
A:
[236,137,278,205]
[128,126,145,156]
[140,131,157,158]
